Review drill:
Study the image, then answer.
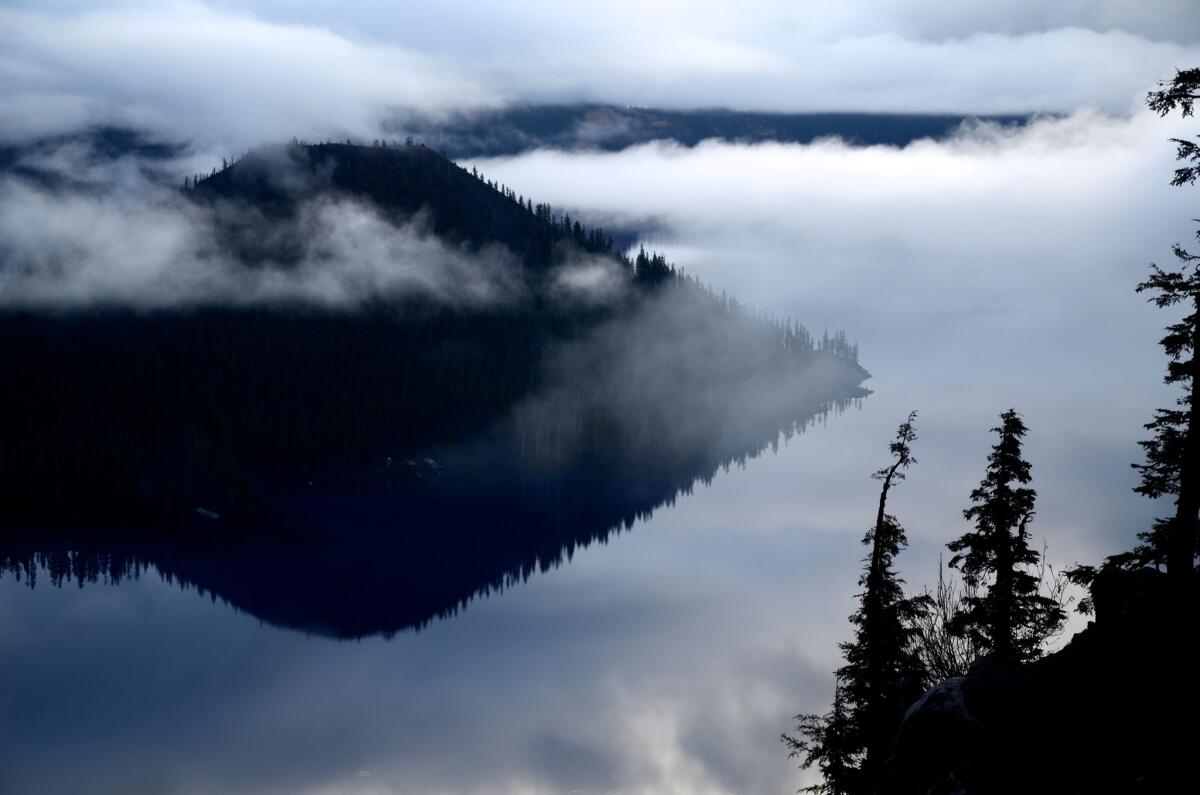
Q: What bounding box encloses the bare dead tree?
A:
[912,545,1074,686]
[910,556,983,685]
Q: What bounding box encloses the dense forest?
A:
[0,141,866,562]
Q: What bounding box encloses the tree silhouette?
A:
[785,412,927,793]
[783,678,858,795]
[1078,69,1200,583]
[909,556,984,684]
[840,411,928,779]
[1146,68,1200,187]
[1113,69,1200,582]
[947,410,1064,665]
[1123,255,1200,581]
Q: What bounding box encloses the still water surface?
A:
[0,380,1155,794]
[1,119,1183,793]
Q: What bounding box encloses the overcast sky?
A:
[3,1,1199,149]
[4,6,1200,793]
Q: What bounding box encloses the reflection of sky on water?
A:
[0,442,863,794]
[0,387,1156,794]
[1,110,1186,793]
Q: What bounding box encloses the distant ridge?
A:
[387,104,1033,158]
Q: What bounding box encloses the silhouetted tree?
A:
[948,410,1065,664]
[1076,69,1200,583]
[1116,254,1200,581]
[1147,68,1200,187]
[839,411,928,780]
[786,413,927,793]
[783,679,858,795]
[1118,69,1200,582]
[910,556,984,684]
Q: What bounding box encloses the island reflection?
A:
[2,397,862,639]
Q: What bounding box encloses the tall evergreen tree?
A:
[1146,68,1200,187]
[1116,68,1200,582]
[1121,254,1200,580]
[948,410,1064,664]
[785,413,926,793]
[839,411,928,780]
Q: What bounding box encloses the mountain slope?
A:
[0,139,869,634]
[190,141,619,269]
[0,141,867,532]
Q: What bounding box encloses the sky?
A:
[3,4,1200,794]
[2,1,1199,149]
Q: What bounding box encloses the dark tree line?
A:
[382,105,1030,160]
[0,140,865,533]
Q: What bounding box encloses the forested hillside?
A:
[0,141,867,535]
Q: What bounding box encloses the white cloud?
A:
[0,173,526,310]
[0,2,493,148]
[2,2,1199,150]
[469,107,1197,564]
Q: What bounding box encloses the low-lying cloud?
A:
[3,2,1199,152]
[0,2,493,148]
[509,285,858,468]
[0,167,527,310]
[469,107,1196,567]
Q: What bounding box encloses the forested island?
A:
[0,138,868,635]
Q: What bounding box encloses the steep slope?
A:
[0,142,866,532]
[190,141,619,269]
[0,139,869,634]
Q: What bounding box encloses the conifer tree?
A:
[785,413,927,792]
[1118,256,1200,580]
[839,411,928,778]
[783,679,858,795]
[1112,69,1200,581]
[948,410,1064,664]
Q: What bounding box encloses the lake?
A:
[0,113,1186,794]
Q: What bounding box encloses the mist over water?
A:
[471,109,1191,564]
[1,107,1188,794]
[2,0,1200,771]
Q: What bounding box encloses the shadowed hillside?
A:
[0,141,868,634]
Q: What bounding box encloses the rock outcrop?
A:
[886,568,1196,794]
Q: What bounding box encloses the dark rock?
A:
[889,677,985,792]
[884,569,1195,794]
[1090,566,1165,625]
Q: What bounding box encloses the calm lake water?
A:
[1,118,1186,794]
[0,382,1160,795]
